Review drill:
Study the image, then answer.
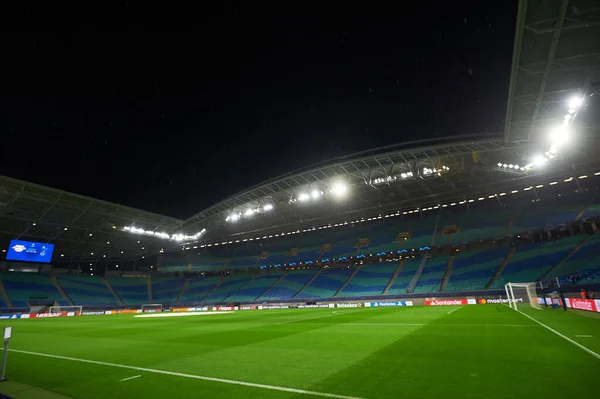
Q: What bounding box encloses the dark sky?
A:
[0,1,517,219]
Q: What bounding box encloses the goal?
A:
[141,304,163,313]
[48,305,82,314]
[505,282,542,311]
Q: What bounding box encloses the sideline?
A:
[511,308,600,360]
[2,348,364,399]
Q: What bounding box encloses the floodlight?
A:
[230,214,240,222]
[532,155,547,167]
[298,192,309,201]
[311,190,321,199]
[244,209,255,217]
[549,125,569,146]
[331,182,348,197]
[263,204,273,211]
[568,96,584,110]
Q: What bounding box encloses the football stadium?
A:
[1,2,600,398]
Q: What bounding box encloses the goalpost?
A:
[141,304,163,313]
[505,282,542,311]
[48,305,82,314]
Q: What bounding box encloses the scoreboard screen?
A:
[5,240,55,263]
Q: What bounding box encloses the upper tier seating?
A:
[57,275,119,306]
[0,272,67,307]
[106,277,149,305]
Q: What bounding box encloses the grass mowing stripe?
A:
[4,348,365,399]
[513,310,600,361]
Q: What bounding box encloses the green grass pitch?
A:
[0,305,598,398]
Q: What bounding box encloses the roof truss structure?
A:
[505,0,600,143]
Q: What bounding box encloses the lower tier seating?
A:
[106,277,149,305]
[1,272,67,307]
[339,264,397,297]
[58,275,119,306]
[295,268,353,299]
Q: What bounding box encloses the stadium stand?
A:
[226,270,287,302]
[202,274,253,303]
[295,267,353,299]
[412,256,449,294]
[490,236,584,289]
[0,272,68,307]
[106,277,149,305]
[338,264,397,297]
[57,274,120,306]
[386,258,420,295]
[178,275,222,304]
[151,277,186,305]
[259,269,318,300]
[444,249,509,292]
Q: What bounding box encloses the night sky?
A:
[0,1,517,219]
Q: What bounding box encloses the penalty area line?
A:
[512,309,600,361]
[3,348,364,399]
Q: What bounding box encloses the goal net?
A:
[505,282,542,311]
[48,305,82,314]
[141,304,163,313]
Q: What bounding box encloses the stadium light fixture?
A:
[532,155,547,167]
[568,96,584,110]
[263,204,274,211]
[311,189,321,199]
[32,223,36,226]
[244,208,255,217]
[298,192,310,201]
[331,182,348,197]
[89,233,93,237]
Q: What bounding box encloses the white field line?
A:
[134,311,231,318]
[447,307,461,315]
[575,335,593,338]
[4,348,364,399]
[119,375,141,382]
[344,323,539,327]
[274,310,364,325]
[512,309,600,360]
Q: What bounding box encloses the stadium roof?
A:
[505,0,600,143]
[180,133,600,244]
[0,175,184,262]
